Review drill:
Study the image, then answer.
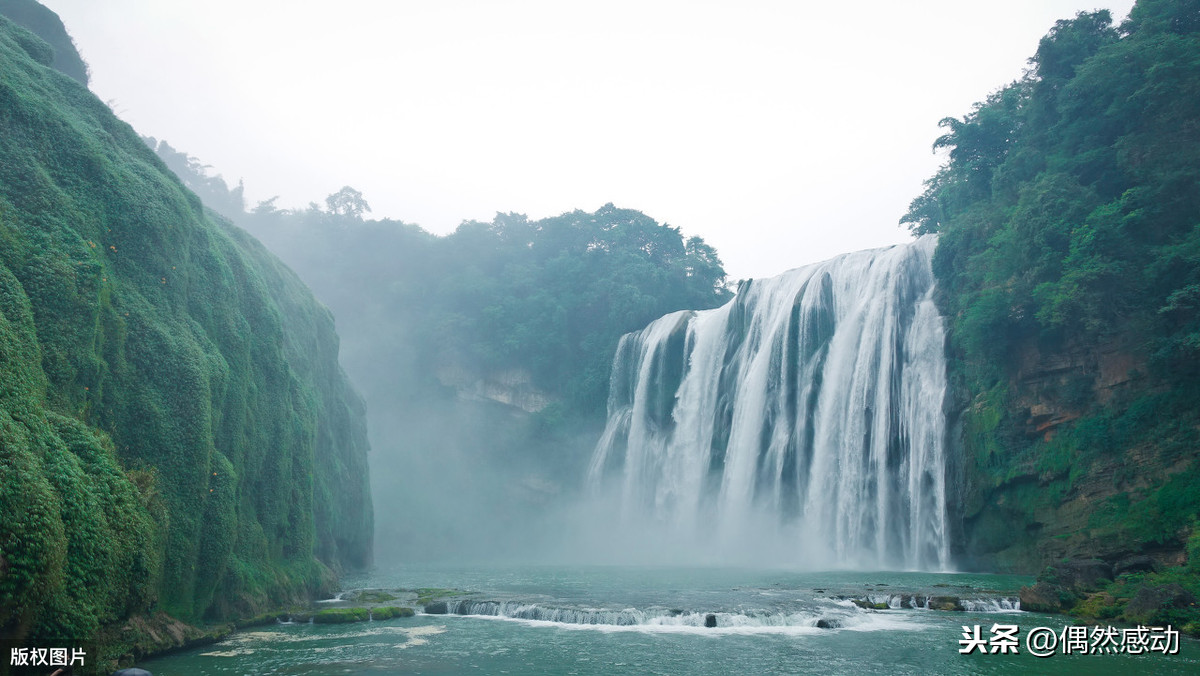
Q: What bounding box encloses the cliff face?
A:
[954,337,1195,572]
[435,362,556,414]
[0,10,371,649]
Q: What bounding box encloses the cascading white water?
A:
[587,235,949,570]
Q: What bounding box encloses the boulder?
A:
[1123,584,1198,625]
[928,596,964,612]
[704,614,718,628]
[815,618,842,629]
[423,601,449,615]
[1019,582,1077,614]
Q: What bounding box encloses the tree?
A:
[325,186,371,218]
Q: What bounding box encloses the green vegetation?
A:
[347,589,398,604]
[233,201,731,417]
[904,0,1199,592]
[156,141,733,541]
[311,606,414,623]
[0,8,371,653]
[312,607,370,624]
[0,0,87,85]
[906,0,1200,383]
[370,606,415,620]
[414,588,460,606]
[151,129,730,421]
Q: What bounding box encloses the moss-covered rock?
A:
[94,612,232,673]
[371,607,415,620]
[1123,583,1198,626]
[313,608,370,624]
[0,3,371,652]
[414,588,460,606]
[927,596,965,612]
[348,590,397,604]
[1019,581,1078,614]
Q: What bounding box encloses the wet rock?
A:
[1124,584,1198,625]
[928,596,964,612]
[1019,582,1077,614]
[1114,555,1158,577]
[351,589,398,603]
[816,618,842,629]
[705,614,718,628]
[423,601,449,614]
[851,599,890,610]
[1021,559,1114,614]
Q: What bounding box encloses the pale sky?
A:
[42,0,1135,281]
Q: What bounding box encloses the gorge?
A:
[3,0,1199,672]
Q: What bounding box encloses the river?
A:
[140,564,1197,675]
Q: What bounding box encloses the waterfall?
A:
[587,235,949,570]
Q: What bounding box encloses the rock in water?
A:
[816,619,841,629]
[928,597,964,612]
[704,614,717,628]
[1019,582,1076,614]
[1021,559,1114,613]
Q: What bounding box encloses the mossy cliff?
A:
[905,0,1199,611]
[0,9,371,654]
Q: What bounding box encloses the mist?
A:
[153,171,735,567]
[43,0,1135,281]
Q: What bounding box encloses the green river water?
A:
[140,565,1198,675]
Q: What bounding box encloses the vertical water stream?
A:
[588,236,949,570]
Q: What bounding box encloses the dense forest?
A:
[0,8,372,665]
[152,143,731,416]
[904,0,1199,628]
[150,138,733,558]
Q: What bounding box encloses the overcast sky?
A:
[42,0,1134,280]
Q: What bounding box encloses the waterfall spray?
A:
[588,236,949,570]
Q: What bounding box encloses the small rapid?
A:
[428,593,1021,634]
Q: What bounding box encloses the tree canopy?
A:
[903,0,1200,378]
[236,200,731,415]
